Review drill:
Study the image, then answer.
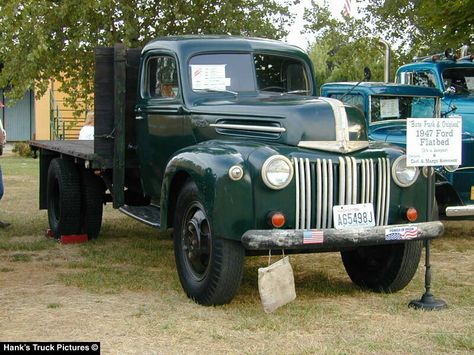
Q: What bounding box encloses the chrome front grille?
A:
[293,157,391,229]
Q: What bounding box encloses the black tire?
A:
[173,181,245,305]
[47,158,81,238]
[341,240,423,292]
[80,169,104,239]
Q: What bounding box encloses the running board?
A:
[119,204,161,228]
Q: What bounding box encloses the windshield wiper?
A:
[284,89,310,95]
[194,88,238,96]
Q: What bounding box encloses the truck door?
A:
[135,54,184,200]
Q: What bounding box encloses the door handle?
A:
[135,116,144,120]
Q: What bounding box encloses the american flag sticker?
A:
[303,230,324,244]
[385,226,418,240]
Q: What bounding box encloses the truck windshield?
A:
[189,53,310,95]
[442,67,474,95]
[370,96,438,122]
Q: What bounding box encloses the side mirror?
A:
[363,67,372,81]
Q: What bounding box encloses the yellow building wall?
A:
[34,88,50,140]
[34,79,91,140]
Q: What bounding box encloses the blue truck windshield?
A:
[189,53,310,95]
[370,96,437,122]
[442,67,474,95]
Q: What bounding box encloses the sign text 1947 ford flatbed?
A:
[30,36,443,305]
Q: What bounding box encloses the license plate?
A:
[333,203,375,230]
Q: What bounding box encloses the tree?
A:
[304,1,395,92]
[362,0,474,56]
[0,0,294,108]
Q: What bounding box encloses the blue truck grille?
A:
[293,157,391,229]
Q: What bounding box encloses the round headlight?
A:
[261,155,294,190]
[391,155,419,187]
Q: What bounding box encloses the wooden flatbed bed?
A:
[30,140,95,160]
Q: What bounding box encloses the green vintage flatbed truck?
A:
[30,36,444,305]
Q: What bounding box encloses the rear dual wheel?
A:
[47,158,104,239]
[47,158,81,238]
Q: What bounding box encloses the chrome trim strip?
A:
[351,157,357,203]
[360,159,369,203]
[210,123,286,133]
[305,158,311,229]
[369,159,375,204]
[346,157,352,204]
[339,157,345,205]
[321,159,328,229]
[294,158,300,230]
[376,158,383,225]
[318,97,350,143]
[380,158,387,225]
[299,158,306,229]
[316,159,322,229]
[327,159,333,228]
[385,158,391,225]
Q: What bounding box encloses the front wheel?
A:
[173,181,245,305]
[341,240,422,292]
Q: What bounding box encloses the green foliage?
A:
[0,0,294,106]
[12,142,34,158]
[362,0,474,57]
[304,2,397,92]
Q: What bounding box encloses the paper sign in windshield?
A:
[406,117,462,167]
[380,98,400,119]
[465,77,474,91]
[191,65,230,91]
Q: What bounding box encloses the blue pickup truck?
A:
[321,81,473,218]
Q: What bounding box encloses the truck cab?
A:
[31,37,443,306]
[395,54,474,217]
[321,80,474,218]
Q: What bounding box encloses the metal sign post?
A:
[406,117,458,310]
[408,167,447,310]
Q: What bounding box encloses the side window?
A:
[329,93,364,112]
[145,56,179,99]
[413,71,436,88]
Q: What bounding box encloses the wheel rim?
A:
[181,202,211,281]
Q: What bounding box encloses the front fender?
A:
[161,140,264,240]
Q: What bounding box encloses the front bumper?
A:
[242,221,444,251]
[445,205,474,217]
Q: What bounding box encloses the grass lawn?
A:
[0,154,473,354]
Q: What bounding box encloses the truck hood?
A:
[190,94,368,153]
[369,122,407,149]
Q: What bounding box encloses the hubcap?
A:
[182,203,211,280]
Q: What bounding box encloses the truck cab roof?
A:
[142,35,307,59]
[321,82,443,97]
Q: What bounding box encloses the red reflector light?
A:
[271,212,286,228]
[431,55,439,61]
[406,208,418,222]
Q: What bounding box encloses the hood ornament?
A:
[298,97,368,153]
